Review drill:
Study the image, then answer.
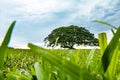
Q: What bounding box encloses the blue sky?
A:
[0,0,120,48]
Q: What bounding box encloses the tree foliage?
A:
[44,25,98,49]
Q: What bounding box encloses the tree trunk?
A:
[62,45,75,49]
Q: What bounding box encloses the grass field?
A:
[4,48,102,80]
[3,46,120,80]
[4,48,100,70]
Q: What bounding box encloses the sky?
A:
[0,0,120,48]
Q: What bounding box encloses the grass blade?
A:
[94,20,117,29]
[86,49,96,69]
[105,41,120,80]
[0,21,16,70]
[28,43,80,80]
[34,62,43,80]
[0,71,4,80]
[102,27,120,72]
[98,32,108,55]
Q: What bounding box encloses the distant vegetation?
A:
[44,25,98,49]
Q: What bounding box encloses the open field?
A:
[3,47,120,80]
[4,48,99,70]
[4,48,103,80]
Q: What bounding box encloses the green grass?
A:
[4,48,40,70]
[4,48,101,80]
[4,48,99,70]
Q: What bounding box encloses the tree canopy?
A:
[44,25,98,49]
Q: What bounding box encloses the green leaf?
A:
[94,20,117,29]
[0,71,4,80]
[53,37,59,48]
[98,32,108,55]
[102,27,120,73]
[34,62,43,80]
[86,49,96,69]
[28,43,81,80]
[6,72,30,80]
[105,37,120,80]
[19,69,33,79]
[73,49,81,64]
[0,21,16,70]
[106,42,120,80]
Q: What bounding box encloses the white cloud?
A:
[60,0,119,25]
[15,0,72,13]
[0,0,74,21]
[58,0,103,24]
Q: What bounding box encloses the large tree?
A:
[44,25,98,49]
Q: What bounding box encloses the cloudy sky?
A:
[0,0,120,48]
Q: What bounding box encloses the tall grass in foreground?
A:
[28,27,120,80]
[0,21,16,70]
[0,21,120,80]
